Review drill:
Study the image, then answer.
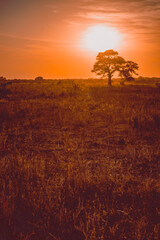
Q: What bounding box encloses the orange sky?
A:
[0,0,160,79]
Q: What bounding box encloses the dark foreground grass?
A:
[0,80,160,240]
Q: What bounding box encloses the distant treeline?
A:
[1,75,160,85]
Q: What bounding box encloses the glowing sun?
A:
[82,25,122,52]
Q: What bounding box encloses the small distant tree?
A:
[35,76,44,82]
[0,76,6,82]
[118,61,139,82]
[91,50,125,86]
[0,76,10,98]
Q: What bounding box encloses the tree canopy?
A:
[91,50,139,86]
[118,61,139,82]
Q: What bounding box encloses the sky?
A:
[0,0,160,79]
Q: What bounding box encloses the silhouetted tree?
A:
[0,76,6,82]
[91,50,125,86]
[35,76,44,82]
[118,61,139,82]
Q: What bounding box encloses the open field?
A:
[0,79,160,240]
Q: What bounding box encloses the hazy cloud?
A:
[66,0,160,45]
[0,0,159,49]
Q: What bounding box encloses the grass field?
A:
[0,78,160,240]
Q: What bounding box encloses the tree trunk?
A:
[108,73,112,86]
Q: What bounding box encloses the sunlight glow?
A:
[82,25,122,52]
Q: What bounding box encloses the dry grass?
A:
[0,79,160,239]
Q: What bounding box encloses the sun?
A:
[82,25,122,52]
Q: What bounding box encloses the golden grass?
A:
[0,79,160,239]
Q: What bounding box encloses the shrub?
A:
[35,76,44,82]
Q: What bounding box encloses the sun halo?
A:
[82,25,122,53]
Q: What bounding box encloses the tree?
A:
[118,61,139,82]
[91,50,125,86]
[0,76,6,82]
[35,76,44,82]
